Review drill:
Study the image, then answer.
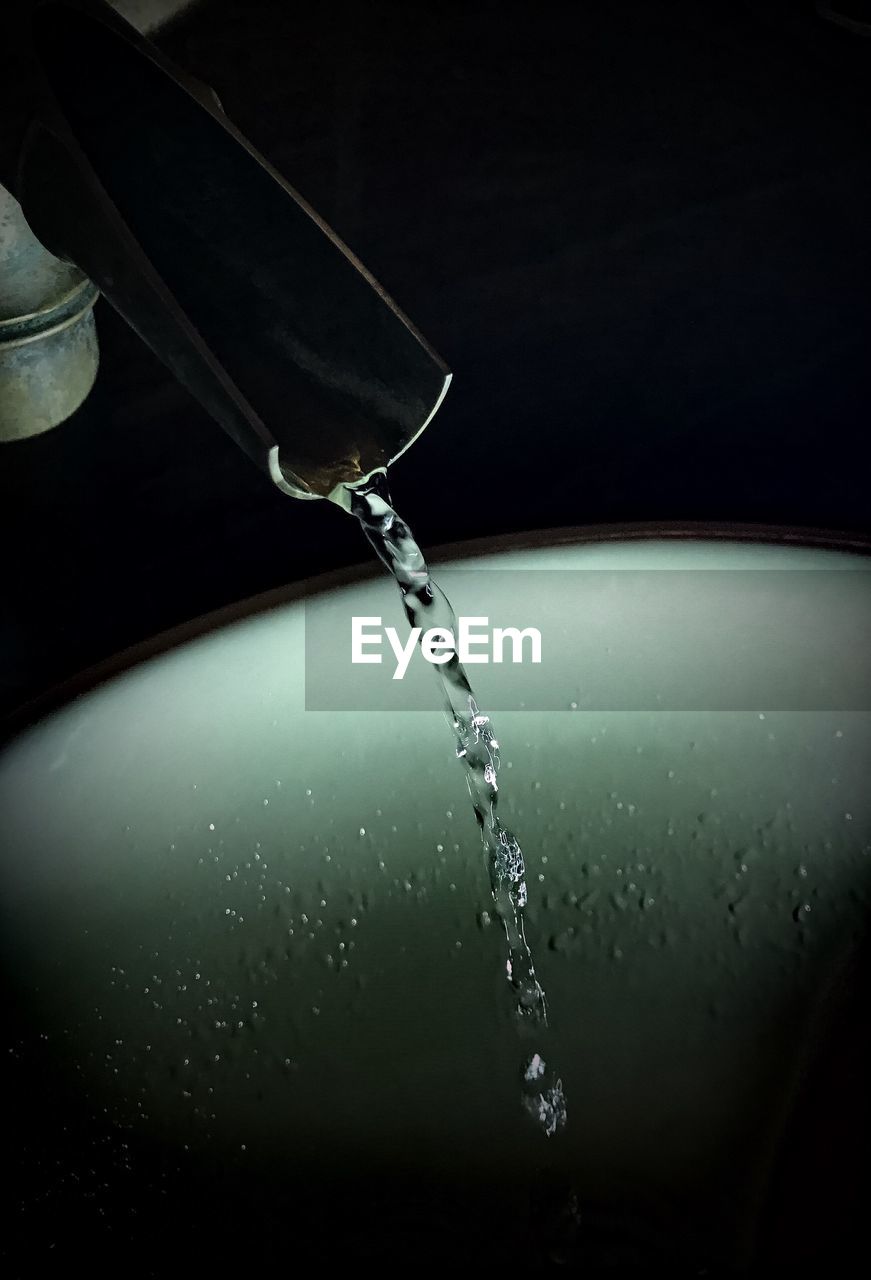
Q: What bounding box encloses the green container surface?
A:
[2,534,869,1272]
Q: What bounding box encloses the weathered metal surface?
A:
[0,186,99,440]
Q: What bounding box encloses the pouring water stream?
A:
[339,471,567,1136]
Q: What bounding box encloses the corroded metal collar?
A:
[0,186,99,440]
[0,274,99,347]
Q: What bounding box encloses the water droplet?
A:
[549,929,576,953]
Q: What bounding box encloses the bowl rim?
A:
[4,520,870,740]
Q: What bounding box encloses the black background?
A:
[3,5,871,1271]
[2,0,870,714]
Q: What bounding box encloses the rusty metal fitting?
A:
[0,186,99,441]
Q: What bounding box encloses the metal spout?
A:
[5,0,450,497]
